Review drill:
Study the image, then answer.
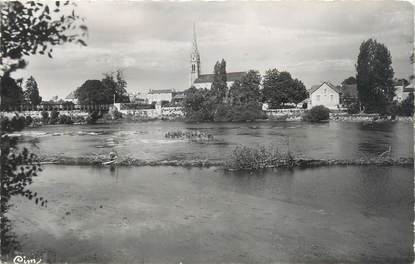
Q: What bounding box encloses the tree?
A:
[101,70,130,103]
[1,1,87,257]
[183,86,214,121]
[342,76,357,85]
[262,69,307,108]
[235,70,261,105]
[210,59,227,103]
[399,92,414,116]
[1,1,87,75]
[75,80,112,105]
[0,75,24,107]
[23,76,42,105]
[356,39,395,113]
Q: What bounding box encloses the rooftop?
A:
[194,71,246,84]
[308,82,341,95]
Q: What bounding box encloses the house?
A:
[189,24,246,89]
[65,91,78,104]
[308,82,341,110]
[128,92,146,104]
[394,83,414,102]
[145,89,173,104]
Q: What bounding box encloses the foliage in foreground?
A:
[1,0,87,257]
[1,116,47,255]
[226,145,294,170]
[302,105,330,122]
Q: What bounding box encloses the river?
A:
[5,121,414,263]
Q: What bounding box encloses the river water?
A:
[6,121,414,263]
[14,120,414,161]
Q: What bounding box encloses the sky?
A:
[14,0,414,100]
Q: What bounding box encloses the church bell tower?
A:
[190,23,200,86]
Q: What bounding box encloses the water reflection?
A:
[7,165,413,263]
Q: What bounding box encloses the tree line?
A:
[183,59,308,122]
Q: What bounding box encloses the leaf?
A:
[77,39,87,46]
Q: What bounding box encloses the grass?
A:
[226,145,295,170]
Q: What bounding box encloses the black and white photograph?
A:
[1,0,414,263]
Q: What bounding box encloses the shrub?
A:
[347,103,360,114]
[86,110,102,124]
[302,105,330,122]
[109,107,123,120]
[41,110,49,124]
[398,93,414,117]
[58,114,74,124]
[49,109,60,124]
[226,145,292,170]
[213,104,233,122]
[25,115,33,126]
[1,116,26,132]
[213,102,266,122]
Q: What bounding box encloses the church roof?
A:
[194,72,246,84]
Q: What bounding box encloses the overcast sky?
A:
[14,1,414,100]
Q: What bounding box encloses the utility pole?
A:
[113,94,116,104]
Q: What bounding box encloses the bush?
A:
[24,115,33,126]
[213,102,266,122]
[347,103,360,114]
[1,116,26,132]
[86,110,103,124]
[41,110,49,124]
[302,105,330,122]
[58,114,74,124]
[226,145,293,170]
[398,93,414,117]
[49,109,60,124]
[108,107,123,120]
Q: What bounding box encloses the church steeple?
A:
[190,23,201,86]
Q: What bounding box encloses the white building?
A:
[145,89,173,104]
[394,84,414,102]
[189,24,245,89]
[308,82,341,110]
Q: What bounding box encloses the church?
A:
[190,25,246,89]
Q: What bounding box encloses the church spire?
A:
[190,22,201,86]
[192,22,198,53]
